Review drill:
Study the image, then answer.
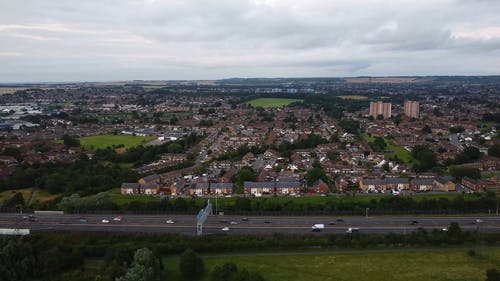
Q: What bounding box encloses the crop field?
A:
[78,134,155,150]
[247,98,303,108]
[162,248,500,281]
[337,95,369,100]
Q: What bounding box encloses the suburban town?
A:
[0,77,498,206]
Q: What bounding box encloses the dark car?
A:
[264,220,271,224]
[410,220,419,225]
[241,218,249,222]
[219,220,229,224]
[311,228,321,232]
[336,218,345,222]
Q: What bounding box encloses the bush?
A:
[179,249,204,280]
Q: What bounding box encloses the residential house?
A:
[410,178,435,191]
[121,183,139,194]
[462,177,487,192]
[434,176,456,191]
[311,179,329,194]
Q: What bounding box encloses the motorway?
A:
[1,213,500,235]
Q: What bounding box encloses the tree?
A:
[116,248,160,281]
[232,167,257,193]
[421,125,432,134]
[455,146,482,164]
[3,192,25,208]
[305,167,328,187]
[62,134,80,147]
[376,114,384,120]
[0,239,36,281]
[449,166,481,180]
[411,145,437,172]
[179,249,204,280]
[488,143,500,157]
[167,143,183,154]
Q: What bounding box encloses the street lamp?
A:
[365,208,369,218]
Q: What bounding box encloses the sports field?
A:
[247,98,303,108]
[338,95,369,100]
[78,134,155,150]
[165,248,500,281]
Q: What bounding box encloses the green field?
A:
[78,134,155,150]
[338,95,369,100]
[164,248,500,281]
[362,134,415,165]
[247,98,303,108]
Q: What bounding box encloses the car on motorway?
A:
[264,220,271,224]
[166,219,175,224]
[346,227,360,233]
[79,217,87,223]
[101,219,110,223]
[241,218,249,222]
[410,220,419,225]
[328,222,336,225]
[230,221,238,225]
[113,216,123,222]
[311,228,322,232]
[336,218,345,222]
[221,226,230,231]
[441,227,448,232]
[416,227,425,231]
[219,219,229,224]
[475,219,484,223]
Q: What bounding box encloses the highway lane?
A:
[1,213,499,235]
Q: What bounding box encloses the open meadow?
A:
[162,248,500,281]
[78,134,155,150]
[247,98,303,108]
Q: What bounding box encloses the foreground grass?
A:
[78,134,155,150]
[247,98,303,108]
[164,248,500,281]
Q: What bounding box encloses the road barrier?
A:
[0,228,30,235]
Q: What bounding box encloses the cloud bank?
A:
[0,0,499,82]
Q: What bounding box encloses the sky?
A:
[0,0,500,82]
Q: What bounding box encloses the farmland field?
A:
[78,134,155,150]
[164,248,500,281]
[247,98,303,108]
[338,95,369,100]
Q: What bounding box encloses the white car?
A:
[166,219,175,224]
[101,219,110,223]
[221,226,230,231]
[441,227,448,232]
[113,216,123,222]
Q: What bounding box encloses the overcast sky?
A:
[1,0,500,82]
